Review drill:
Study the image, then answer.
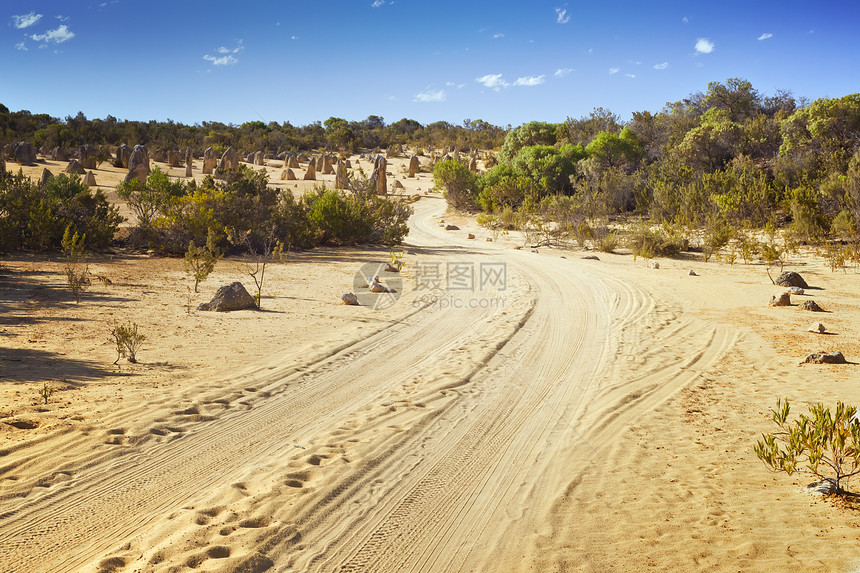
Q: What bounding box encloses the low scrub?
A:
[755,398,860,494]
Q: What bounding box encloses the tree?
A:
[511,145,576,193]
[674,109,743,172]
[584,128,644,171]
[184,229,222,293]
[562,107,622,146]
[498,121,559,163]
[703,78,760,122]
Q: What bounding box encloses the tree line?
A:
[0,106,507,155]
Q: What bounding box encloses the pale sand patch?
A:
[1,152,859,572]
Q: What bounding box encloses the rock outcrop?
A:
[84,171,97,186]
[51,146,69,162]
[65,159,87,175]
[40,168,52,186]
[202,147,218,174]
[335,160,348,189]
[303,160,316,180]
[370,155,387,195]
[11,141,37,165]
[114,144,132,168]
[217,147,238,172]
[77,145,98,169]
[167,150,184,167]
[408,155,420,177]
[124,145,150,184]
[322,154,335,175]
[775,271,809,289]
[197,282,257,312]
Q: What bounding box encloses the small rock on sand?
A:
[582,255,600,260]
[688,269,697,276]
[807,323,826,333]
[649,261,660,269]
[467,233,475,239]
[798,300,824,312]
[369,276,396,294]
[341,293,359,306]
[787,286,804,295]
[800,351,847,365]
[445,224,459,231]
[769,292,791,307]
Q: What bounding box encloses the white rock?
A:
[788,286,804,295]
[807,323,826,333]
[803,478,838,496]
[688,269,697,276]
[650,261,660,269]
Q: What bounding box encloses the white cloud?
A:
[625,73,636,79]
[371,0,384,6]
[15,42,28,51]
[608,67,620,75]
[476,74,509,90]
[492,33,504,39]
[291,35,298,40]
[203,54,238,66]
[219,41,243,54]
[554,67,574,77]
[31,25,75,44]
[204,41,243,65]
[56,15,69,22]
[695,38,715,54]
[653,62,669,70]
[514,75,545,86]
[414,89,446,103]
[682,16,688,23]
[12,12,42,29]
[757,33,773,40]
[555,8,570,24]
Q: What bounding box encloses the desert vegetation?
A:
[429,79,860,267]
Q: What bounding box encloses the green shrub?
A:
[434,160,477,210]
[755,398,860,494]
[0,170,120,253]
[628,224,684,259]
[111,322,146,364]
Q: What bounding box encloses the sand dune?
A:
[1,157,860,571]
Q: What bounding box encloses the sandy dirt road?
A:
[1,195,857,572]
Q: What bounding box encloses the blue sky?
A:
[2,1,859,128]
